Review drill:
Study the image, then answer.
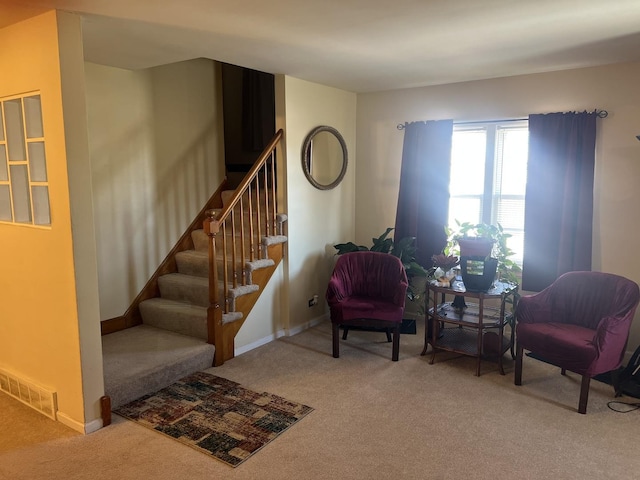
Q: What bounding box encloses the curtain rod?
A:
[396,110,608,130]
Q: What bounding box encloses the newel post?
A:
[204,211,224,366]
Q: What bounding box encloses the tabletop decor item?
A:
[444,221,521,291]
[431,253,459,287]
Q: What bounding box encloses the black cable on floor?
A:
[607,400,640,413]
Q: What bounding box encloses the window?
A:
[448,121,528,264]
[0,93,51,226]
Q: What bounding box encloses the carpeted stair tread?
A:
[222,311,243,325]
[158,273,209,307]
[175,250,209,277]
[192,228,282,253]
[263,235,288,246]
[140,298,244,339]
[245,258,275,284]
[191,229,208,251]
[158,272,260,309]
[139,298,208,340]
[102,324,215,409]
[193,229,254,252]
[177,249,272,280]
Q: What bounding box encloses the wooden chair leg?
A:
[385,330,392,342]
[391,325,400,361]
[514,343,523,385]
[578,375,591,414]
[100,396,111,427]
[561,368,567,375]
[342,327,349,340]
[332,323,340,358]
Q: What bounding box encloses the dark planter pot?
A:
[460,256,498,292]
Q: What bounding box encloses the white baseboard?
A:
[234,334,278,357]
[234,314,328,357]
[56,411,103,434]
[286,314,328,337]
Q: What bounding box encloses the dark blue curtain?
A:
[522,112,597,292]
[394,120,453,267]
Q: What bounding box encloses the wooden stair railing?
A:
[204,129,284,366]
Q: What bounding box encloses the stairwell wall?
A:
[85,58,225,321]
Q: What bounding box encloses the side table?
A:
[422,279,518,376]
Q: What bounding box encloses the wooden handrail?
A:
[205,129,283,366]
[213,129,283,223]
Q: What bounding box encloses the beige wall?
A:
[356,61,640,351]
[56,11,104,432]
[233,75,357,350]
[280,76,357,332]
[0,10,102,432]
[85,59,225,320]
[234,263,285,351]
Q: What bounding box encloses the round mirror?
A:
[301,125,348,190]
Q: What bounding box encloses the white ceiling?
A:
[8,0,640,92]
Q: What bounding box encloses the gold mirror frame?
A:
[301,125,348,190]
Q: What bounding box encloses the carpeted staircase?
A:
[138,226,253,340]
[102,187,287,409]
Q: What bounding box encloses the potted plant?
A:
[334,228,430,333]
[444,221,521,290]
[334,227,429,279]
[430,253,459,287]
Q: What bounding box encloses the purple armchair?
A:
[326,251,408,361]
[515,271,640,413]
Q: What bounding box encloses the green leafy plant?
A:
[444,220,521,284]
[334,227,430,278]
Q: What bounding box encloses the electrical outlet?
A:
[308,294,319,307]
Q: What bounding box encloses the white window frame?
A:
[0,92,51,227]
[449,120,528,265]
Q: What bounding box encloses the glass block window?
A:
[0,93,50,226]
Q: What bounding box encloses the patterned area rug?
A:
[114,371,313,467]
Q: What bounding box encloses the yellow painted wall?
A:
[356,61,640,354]
[0,10,95,432]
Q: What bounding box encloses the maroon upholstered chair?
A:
[515,271,640,413]
[326,251,408,361]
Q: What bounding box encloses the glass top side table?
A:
[422,278,519,376]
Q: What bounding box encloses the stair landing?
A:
[102,324,215,409]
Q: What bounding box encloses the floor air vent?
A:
[0,368,57,420]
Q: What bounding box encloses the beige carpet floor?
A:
[1,319,640,480]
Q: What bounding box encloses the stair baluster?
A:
[205,129,284,363]
[204,214,224,366]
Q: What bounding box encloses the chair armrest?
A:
[326,278,349,306]
[392,281,409,308]
[516,293,553,324]
[594,315,633,355]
